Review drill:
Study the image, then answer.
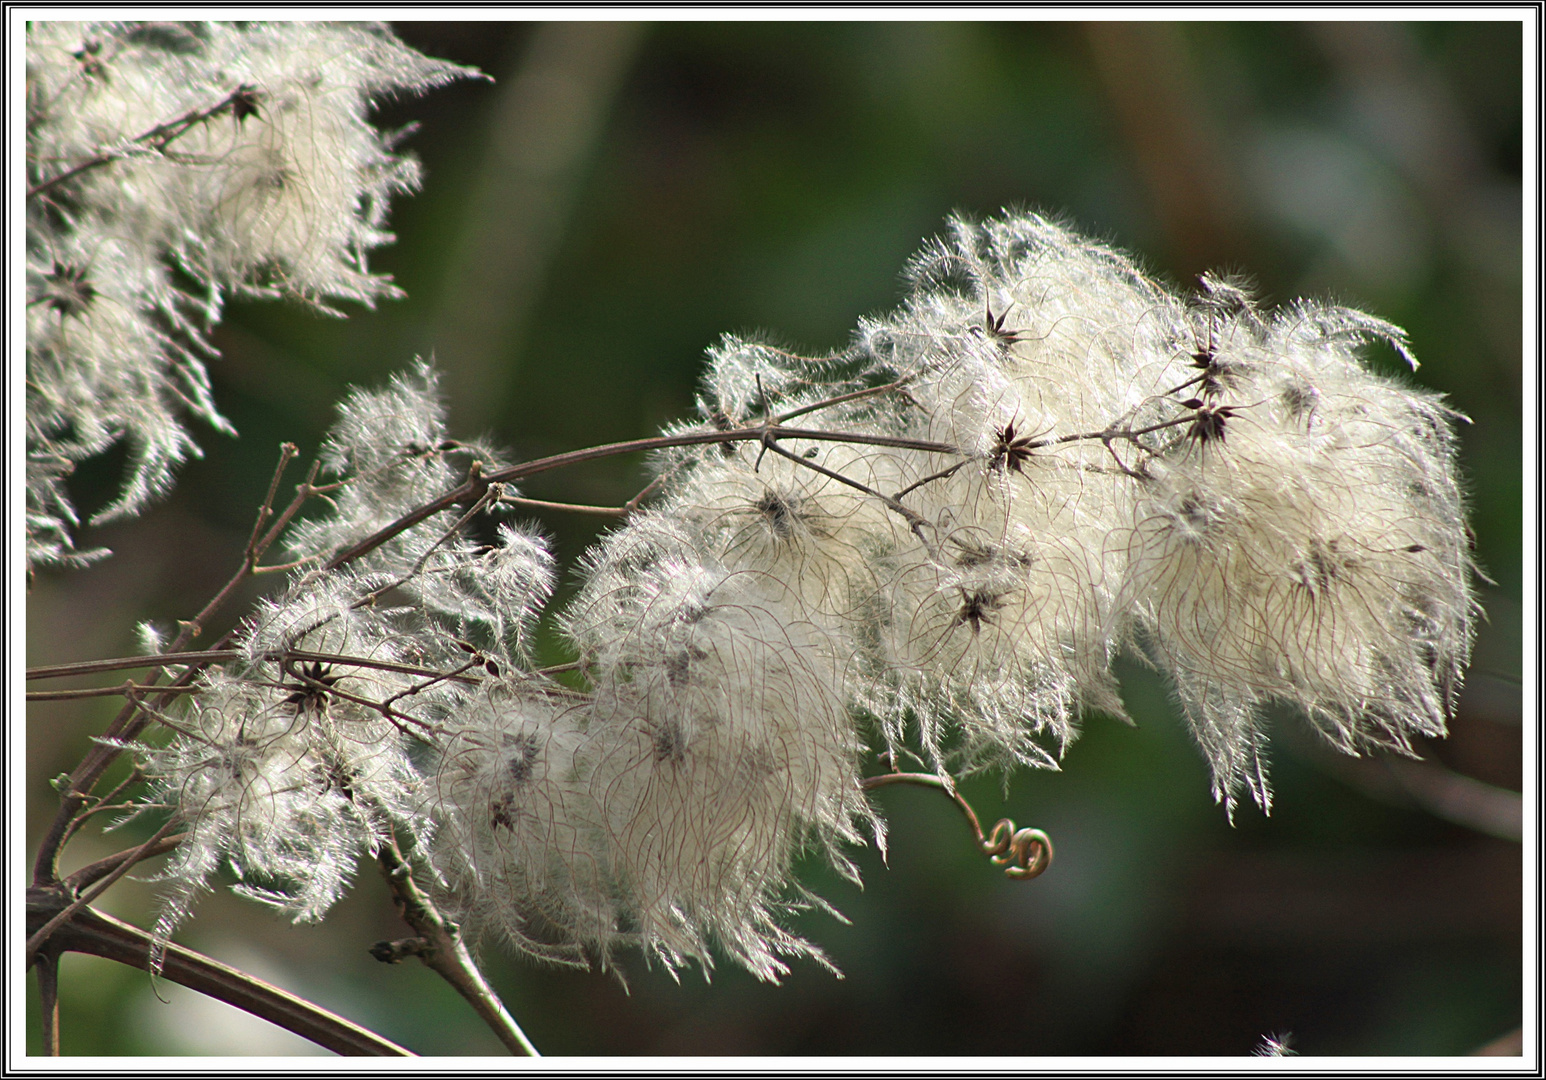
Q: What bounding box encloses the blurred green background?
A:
[26,20,1525,1057]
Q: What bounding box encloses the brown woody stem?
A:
[35,947,60,1055]
[375,831,540,1056]
[25,890,412,1056]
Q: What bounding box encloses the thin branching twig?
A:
[32,446,318,886]
[28,84,263,199]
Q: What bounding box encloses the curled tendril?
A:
[859,767,1053,881]
[981,818,1052,879]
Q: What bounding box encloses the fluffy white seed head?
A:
[561,517,876,979]
[669,210,1473,817]
[137,659,429,965]
[428,687,615,969]
[126,208,1476,983]
[25,22,478,568]
[1115,296,1474,814]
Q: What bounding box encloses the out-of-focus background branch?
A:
[430,22,646,431]
[27,20,1525,1056]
